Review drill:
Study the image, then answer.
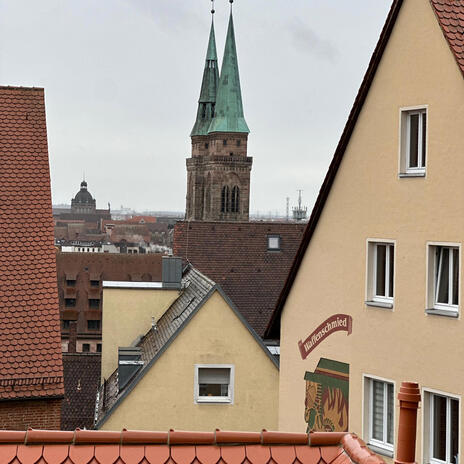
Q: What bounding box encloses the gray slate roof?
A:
[95,266,216,426]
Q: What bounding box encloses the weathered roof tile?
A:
[0,87,63,400]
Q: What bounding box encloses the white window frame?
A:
[427,243,460,314]
[267,235,281,251]
[422,388,460,464]
[363,375,395,456]
[399,105,428,176]
[194,364,234,404]
[366,239,395,308]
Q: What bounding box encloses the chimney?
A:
[395,381,421,464]
[162,256,182,289]
[118,347,143,391]
[68,321,77,353]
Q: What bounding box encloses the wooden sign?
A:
[298,314,353,360]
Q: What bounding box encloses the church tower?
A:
[186,2,252,221]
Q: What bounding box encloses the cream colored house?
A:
[265,0,464,463]
[95,263,279,431]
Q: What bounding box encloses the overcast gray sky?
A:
[0,0,392,215]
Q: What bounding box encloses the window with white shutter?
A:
[194,365,234,404]
[364,377,394,456]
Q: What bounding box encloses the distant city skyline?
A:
[0,0,392,214]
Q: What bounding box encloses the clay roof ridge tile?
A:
[26,428,74,444]
[340,434,385,464]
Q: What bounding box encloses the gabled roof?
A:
[0,86,64,399]
[430,0,464,76]
[0,429,384,464]
[95,266,277,428]
[208,12,250,134]
[173,221,305,338]
[265,0,464,339]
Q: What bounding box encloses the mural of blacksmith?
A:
[304,358,349,433]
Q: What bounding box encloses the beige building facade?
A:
[267,1,464,464]
[96,266,279,431]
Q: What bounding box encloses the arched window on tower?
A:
[231,186,240,213]
[221,186,230,213]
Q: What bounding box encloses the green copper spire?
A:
[191,18,220,137]
[208,10,249,134]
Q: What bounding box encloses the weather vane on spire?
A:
[211,0,215,15]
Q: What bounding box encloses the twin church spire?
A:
[191,5,249,136]
[186,2,252,222]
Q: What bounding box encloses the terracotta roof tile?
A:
[0,87,63,400]
[430,0,464,76]
[245,445,270,464]
[196,445,221,464]
[269,446,295,464]
[171,446,197,464]
[120,445,145,464]
[0,430,385,464]
[220,446,246,464]
[42,445,70,464]
[320,446,343,464]
[95,445,120,464]
[68,444,94,464]
[0,444,18,464]
[173,222,305,338]
[144,445,170,464]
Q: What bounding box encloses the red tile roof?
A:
[0,87,64,399]
[430,0,464,76]
[173,221,305,338]
[0,430,385,464]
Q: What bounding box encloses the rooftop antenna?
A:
[292,189,308,221]
[286,197,290,222]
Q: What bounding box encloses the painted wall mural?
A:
[304,358,349,433]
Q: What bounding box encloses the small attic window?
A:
[267,235,281,251]
[194,365,234,404]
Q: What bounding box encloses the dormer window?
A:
[267,235,281,251]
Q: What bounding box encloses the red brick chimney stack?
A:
[68,321,77,353]
[395,382,421,464]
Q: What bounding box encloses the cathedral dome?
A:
[73,181,94,204]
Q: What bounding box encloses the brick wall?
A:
[0,399,62,430]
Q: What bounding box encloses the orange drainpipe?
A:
[395,382,421,464]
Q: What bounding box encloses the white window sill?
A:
[399,171,426,178]
[425,308,459,318]
[365,300,393,310]
[367,442,394,458]
[195,397,232,404]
